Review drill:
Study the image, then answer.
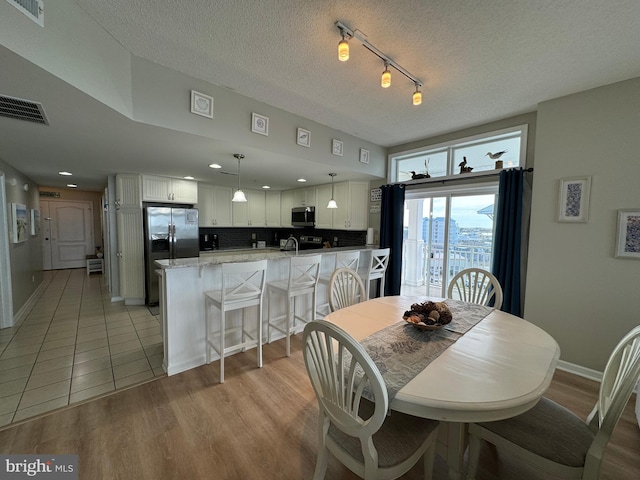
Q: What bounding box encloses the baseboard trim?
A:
[12,279,48,328]
[556,360,602,382]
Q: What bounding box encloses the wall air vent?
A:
[0,94,49,125]
[6,0,44,26]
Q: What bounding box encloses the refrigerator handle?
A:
[169,224,174,258]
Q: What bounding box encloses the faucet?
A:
[285,235,298,255]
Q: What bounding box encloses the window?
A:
[390,125,527,183]
[393,125,527,297]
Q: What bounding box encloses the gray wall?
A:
[0,158,43,314]
[524,77,640,371]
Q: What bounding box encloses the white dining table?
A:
[324,295,560,480]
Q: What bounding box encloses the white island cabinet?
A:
[155,246,377,375]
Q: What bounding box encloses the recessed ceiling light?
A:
[58,171,72,176]
[183,176,195,180]
[297,178,307,183]
[262,185,270,189]
[67,184,77,188]
[209,163,222,169]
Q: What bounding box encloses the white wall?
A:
[524,77,640,371]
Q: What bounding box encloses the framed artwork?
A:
[332,139,343,156]
[30,208,40,236]
[297,128,310,147]
[251,113,269,136]
[615,209,640,259]
[190,90,213,118]
[558,176,591,222]
[11,203,28,243]
[359,148,370,164]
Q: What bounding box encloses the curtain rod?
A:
[383,167,534,189]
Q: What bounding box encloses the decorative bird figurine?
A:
[410,171,429,180]
[486,150,507,159]
[458,157,473,173]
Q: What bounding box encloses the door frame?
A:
[0,172,14,328]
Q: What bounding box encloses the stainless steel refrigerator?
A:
[144,206,199,305]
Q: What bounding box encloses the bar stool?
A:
[267,254,322,357]
[204,259,268,383]
[316,250,361,318]
[362,248,390,300]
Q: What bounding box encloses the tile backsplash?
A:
[198,227,366,250]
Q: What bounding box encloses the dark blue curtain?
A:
[380,184,405,296]
[492,168,528,316]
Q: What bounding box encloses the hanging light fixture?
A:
[381,62,391,88]
[413,82,422,106]
[327,173,338,209]
[338,29,349,61]
[231,154,247,202]
[335,20,424,106]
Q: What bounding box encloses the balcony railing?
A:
[401,242,493,296]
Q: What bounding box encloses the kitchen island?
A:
[155,246,378,375]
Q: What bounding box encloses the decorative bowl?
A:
[403,317,444,331]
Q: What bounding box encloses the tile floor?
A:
[0,269,164,427]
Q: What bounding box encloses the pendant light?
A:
[327,173,338,209]
[381,62,391,88]
[232,153,247,202]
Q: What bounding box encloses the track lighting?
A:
[338,29,349,61]
[327,173,338,209]
[413,83,422,106]
[231,154,247,203]
[381,63,391,88]
[335,20,423,105]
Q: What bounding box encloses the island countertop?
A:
[155,245,377,269]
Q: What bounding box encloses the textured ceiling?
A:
[73,0,640,146]
[1,0,639,191]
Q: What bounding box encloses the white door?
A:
[42,200,94,270]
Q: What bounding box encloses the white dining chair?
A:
[447,267,503,310]
[328,267,366,312]
[204,259,268,383]
[303,320,439,480]
[362,248,390,300]
[316,251,361,317]
[267,254,322,357]
[466,325,640,480]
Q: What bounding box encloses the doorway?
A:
[41,200,94,270]
[402,188,498,297]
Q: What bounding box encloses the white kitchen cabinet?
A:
[280,190,295,227]
[142,175,198,204]
[232,189,266,227]
[265,191,281,227]
[292,187,317,207]
[115,174,142,209]
[330,181,369,231]
[115,174,145,304]
[197,183,232,227]
[314,184,334,229]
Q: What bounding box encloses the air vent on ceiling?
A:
[6,0,44,26]
[0,94,49,125]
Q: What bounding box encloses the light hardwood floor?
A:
[0,335,638,479]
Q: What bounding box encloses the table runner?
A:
[352,299,493,403]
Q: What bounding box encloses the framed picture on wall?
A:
[251,113,269,136]
[558,176,591,222]
[614,209,640,259]
[30,209,40,236]
[11,203,28,243]
[190,90,214,118]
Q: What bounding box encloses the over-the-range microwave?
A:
[291,206,315,227]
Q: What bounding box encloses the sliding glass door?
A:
[402,189,498,297]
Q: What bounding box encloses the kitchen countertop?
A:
[155,245,377,269]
